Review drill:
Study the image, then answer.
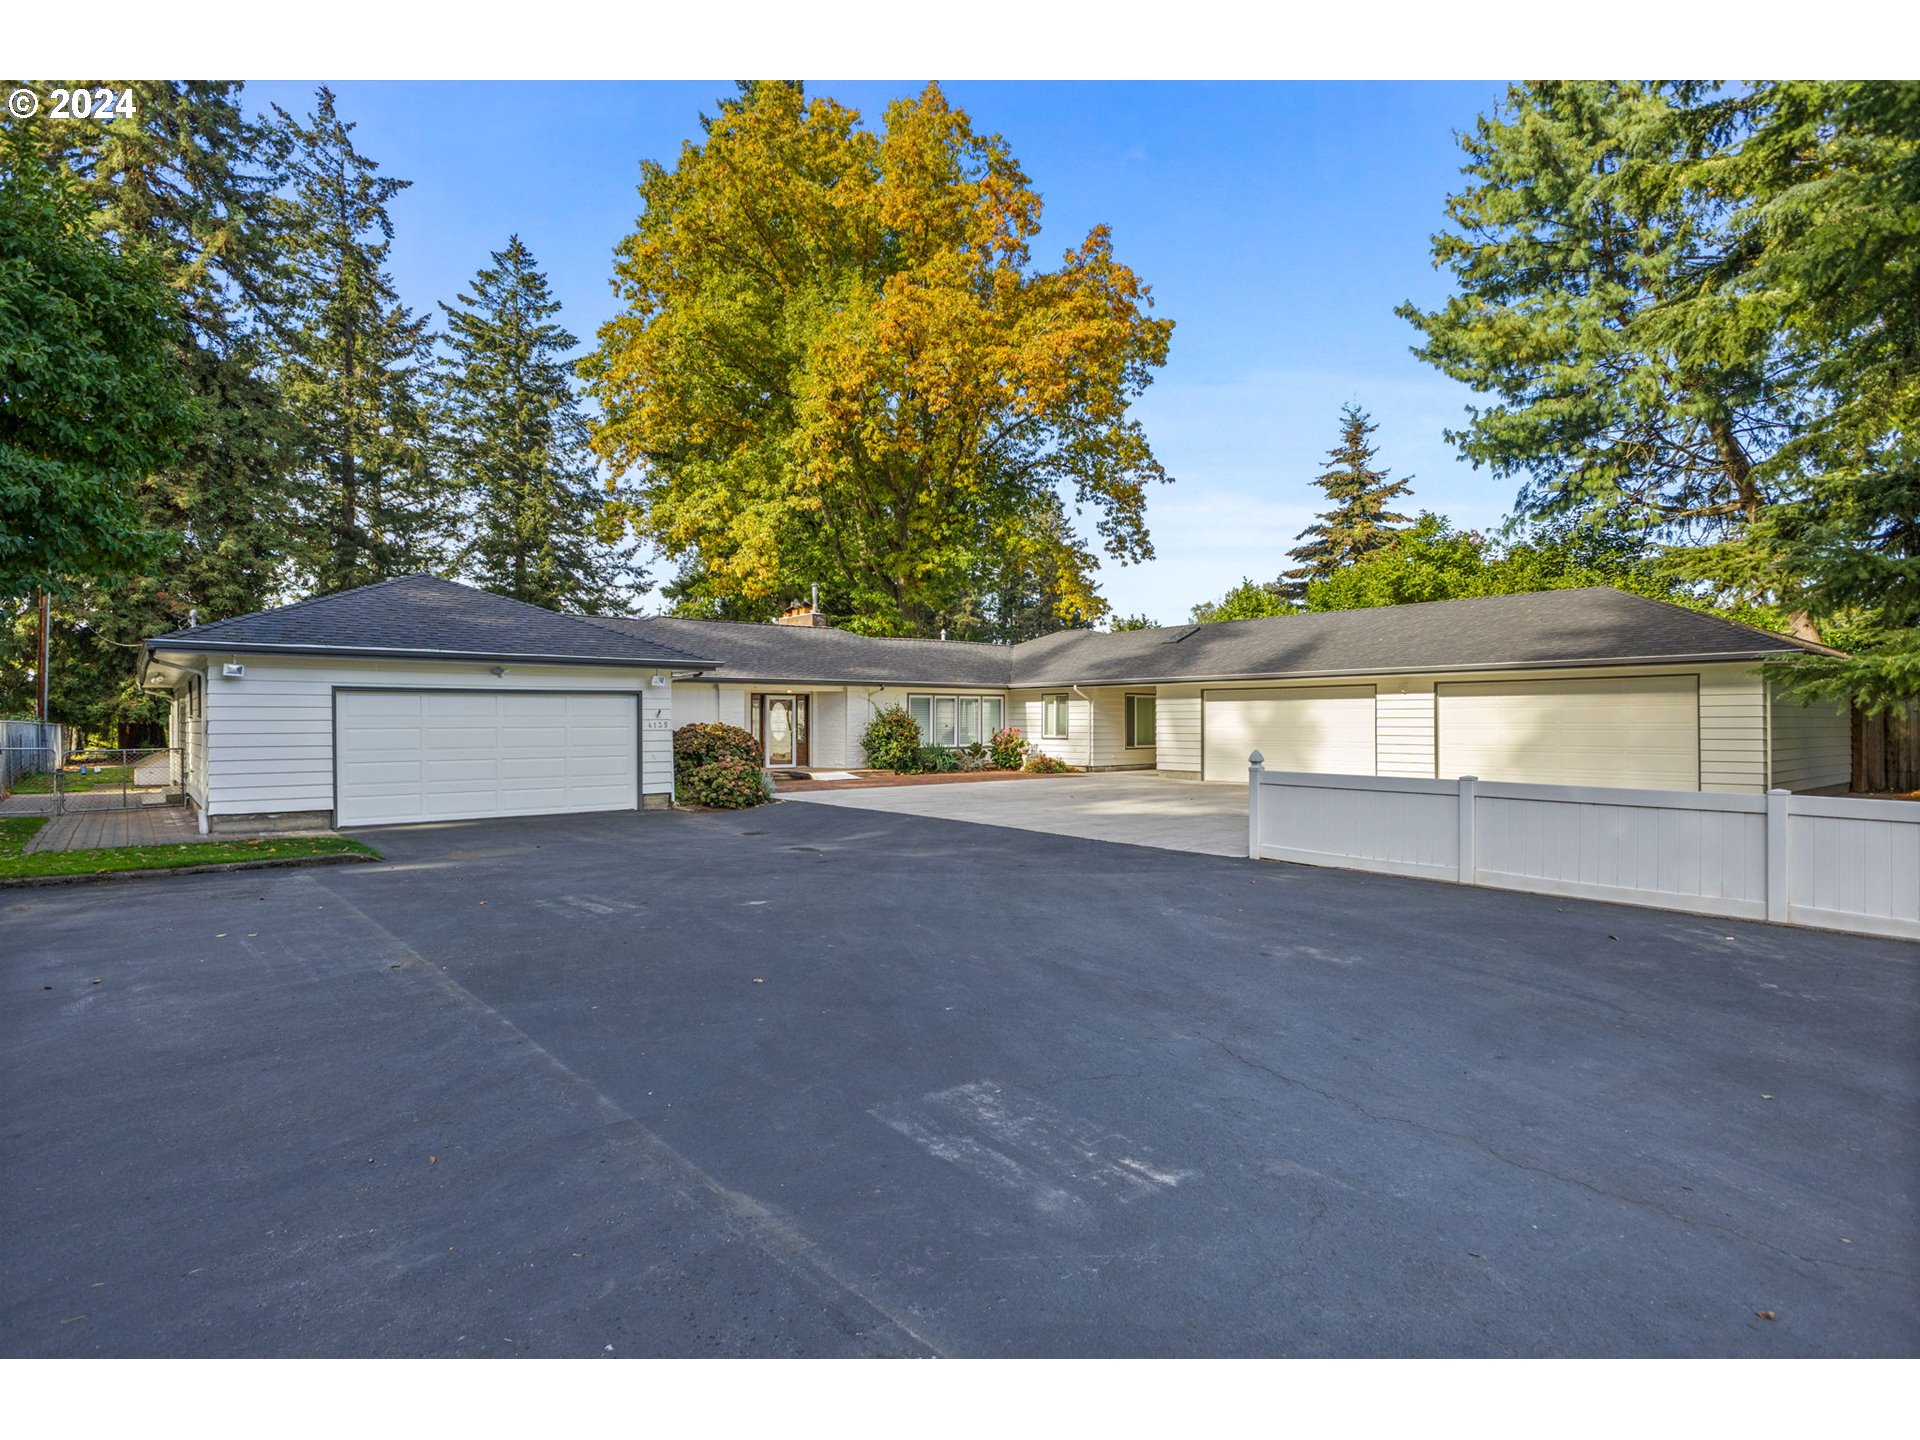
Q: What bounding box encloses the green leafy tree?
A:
[269,87,441,594]
[583,81,1174,636]
[436,236,642,613]
[1109,613,1156,631]
[1191,578,1289,624]
[1285,404,1413,587]
[6,80,293,733]
[942,493,1108,642]
[0,136,189,601]
[1298,511,1723,616]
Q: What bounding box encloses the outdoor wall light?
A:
[489,665,508,677]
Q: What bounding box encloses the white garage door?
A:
[1202,686,1377,781]
[336,690,638,827]
[1436,675,1699,791]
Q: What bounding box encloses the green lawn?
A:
[9,765,137,794]
[0,816,379,880]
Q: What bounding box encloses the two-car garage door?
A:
[1201,674,1702,790]
[335,690,638,827]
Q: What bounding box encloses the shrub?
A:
[677,755,771,809]
[673,722,768,809]
[955,742,994,772]
[988,726,1028,770]
[674,722,760,769]
[861,704,926,772]
[918,744,961,773]
[1024,752,1073,774]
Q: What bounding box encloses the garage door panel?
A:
[1437,676,1698,791]
[336,690,639,826]
[1202,686,1376,781]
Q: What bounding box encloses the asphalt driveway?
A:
[2,802,1915,1357]
[786,771,1249,856]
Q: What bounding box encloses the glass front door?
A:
[766,696,795,766]
[762,694,808,767]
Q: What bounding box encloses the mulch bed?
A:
[772,769,1069,793]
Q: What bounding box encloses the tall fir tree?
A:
[2,80,293,738]
[436,237,642,613]
[1284,405,1413,587]
[1396,82,1804,626]
[270,87,441,594]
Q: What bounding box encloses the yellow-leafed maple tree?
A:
[581,81,1174,635]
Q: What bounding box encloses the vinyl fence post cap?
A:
[1248,750,1264,766]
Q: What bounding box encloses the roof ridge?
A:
[609,614,1011,650]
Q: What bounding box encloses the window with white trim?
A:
[1125,693,1156,749]
[908,694,1005,747]
[1042,692,1069,740]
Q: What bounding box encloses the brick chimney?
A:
[773,586,829,627]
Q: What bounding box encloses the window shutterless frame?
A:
[906,693,1005,747]
[1042,692,1069,740]
[1125,692,1156,749]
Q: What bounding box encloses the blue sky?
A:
[244,80,1515,624]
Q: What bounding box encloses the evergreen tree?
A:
[269,87,441,594]
[436,236,641,613]
[1284,405,1413,587]
[1691,82,1919,710]
[6,80,294,734]
[1396,83,1801,623]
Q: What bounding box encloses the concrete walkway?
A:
[783,771,1248,856]
[20,805,212,854]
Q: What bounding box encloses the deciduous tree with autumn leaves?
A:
[582,82,1175,637]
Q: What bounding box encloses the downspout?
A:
[1072,684,1093,771]
[865,684,886,766]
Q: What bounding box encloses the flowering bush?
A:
[988,726,1028,770]
[674,722,760,769]
[861,704,927,772]
[1024,752,1073,774]
[673,723,769,808]
[676,754,771,809]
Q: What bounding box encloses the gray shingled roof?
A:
[590,615,1015,686]
[597,587,1830,686]
[1005,587,1835,686]
[145,574,717,669]
[146,578,1833,686]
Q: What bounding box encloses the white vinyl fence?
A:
[2,719,64,791]
[1246,754,1920,942]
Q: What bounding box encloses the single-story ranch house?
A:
[138,574,1850,830]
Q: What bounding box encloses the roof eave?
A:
[1011,648,1818,688]
[142,639,721,670]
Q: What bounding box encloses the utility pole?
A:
[36,591,50,722]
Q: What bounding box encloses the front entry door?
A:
[763,694,809,767]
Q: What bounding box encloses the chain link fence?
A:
[0,740,184,815]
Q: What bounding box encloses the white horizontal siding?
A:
[201,655,671,817]
[1375,684,1436,779]
[1700,667,1768,793]
[1154,685,1202,775]
[1769,688,1850,792]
